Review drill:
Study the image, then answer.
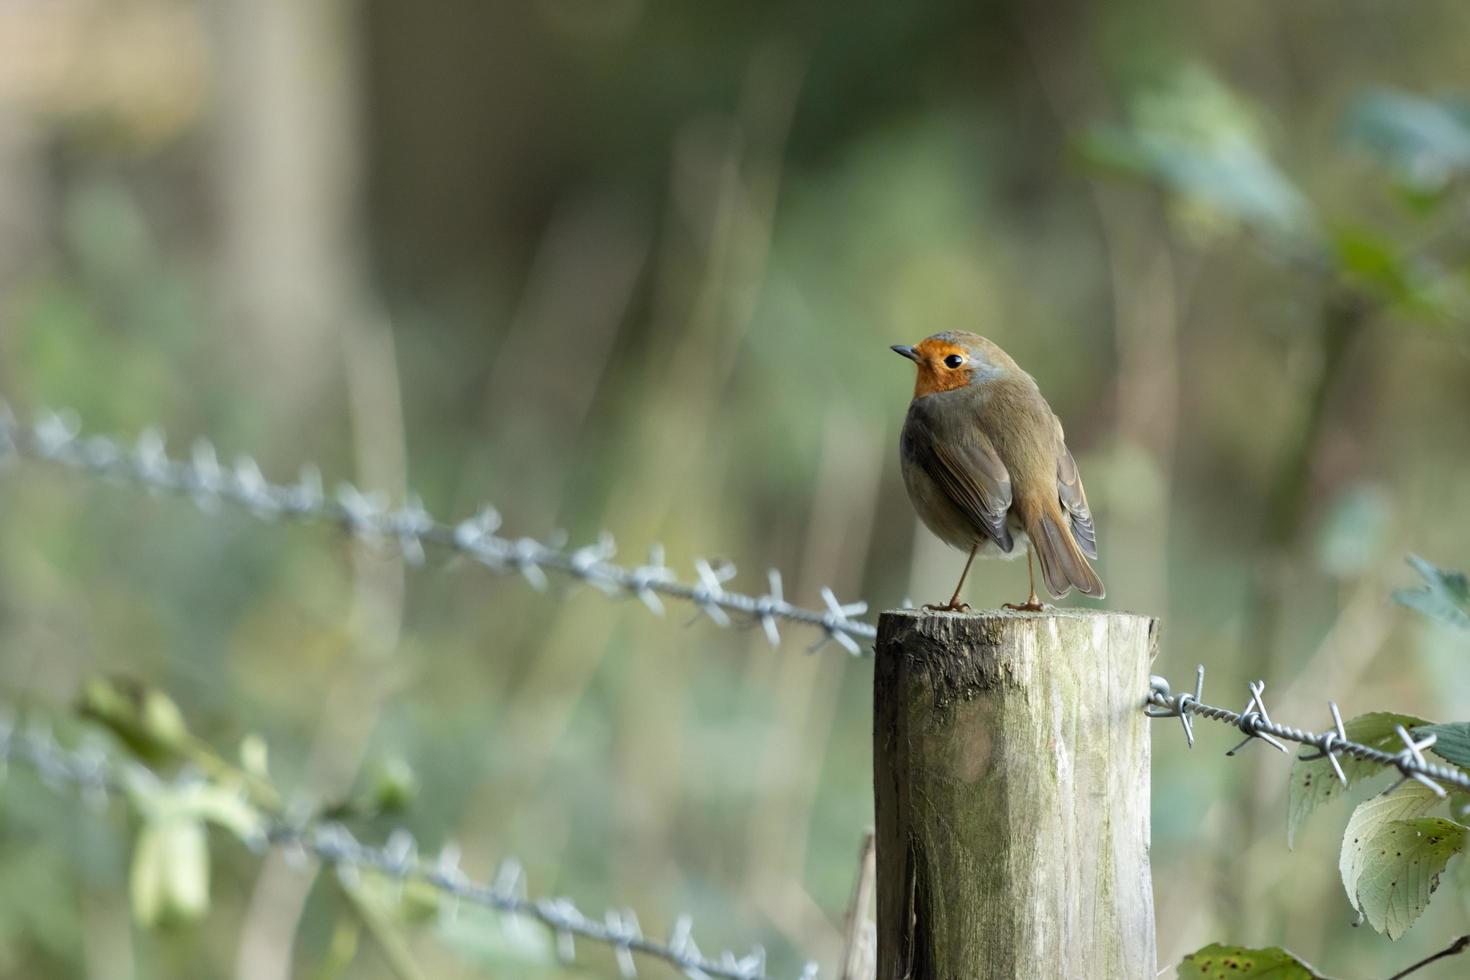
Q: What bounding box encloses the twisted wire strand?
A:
[1147,669,1470,795]
[0,718,816,980]
[0,405,875,655]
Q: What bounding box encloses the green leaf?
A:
[80,677,190,763]
[239,734,270,781]
[1079,66,1316,245]
[184,784,267,842]
[124,777,266,844]
[1351,816,1466,938]
[336,878,430,980]
[1340,781,1444,915]
[131,817,210,928]
[436,905,557,972]
[1315,483,1393,577]
[1176,943,1323,979]
[1334,228,1413,302]
[1287,711,1431,848]
[1343,89,1470,192]
[1414,723,1470,770]
[1329,229,1470,324]
[1394,555,1470,632]
[348,873,442,927]
[369,757,419,814]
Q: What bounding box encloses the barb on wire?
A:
[1297,701,1350,786]
[0,717,818,980]
[0,405,875,655]
[1147,666,1470,797]
[1224,681,1289,756]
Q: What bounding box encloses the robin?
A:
[893,331,1104,612]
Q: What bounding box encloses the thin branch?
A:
[1384,935,1470,980]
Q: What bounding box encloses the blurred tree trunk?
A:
[206,0,367,423]
[203,3,390,979]
[0,115,41,393]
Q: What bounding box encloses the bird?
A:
[892,331,1103,612]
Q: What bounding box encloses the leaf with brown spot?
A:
[1339,781,1444,917]
[1351,815,1467,939]
[1177,943,1323,979]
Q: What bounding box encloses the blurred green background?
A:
[3,1,1470,977]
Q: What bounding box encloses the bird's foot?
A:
[922,601,971,613]
[1003,597,1047,612]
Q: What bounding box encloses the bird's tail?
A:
[1027,508,1105,599]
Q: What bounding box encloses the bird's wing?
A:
[907,406,1014,551]
[1054,416,1097,559]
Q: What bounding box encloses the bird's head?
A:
[890,331,1009,399]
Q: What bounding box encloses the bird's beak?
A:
[890,344,918,362]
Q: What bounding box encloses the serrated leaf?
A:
[1287,711,1431,848]
[1414,723,1470,770]
[1340,781,1443,913]
[131,817,210,928]
[1176,943,1323,979]
[1393,555,1470,632]
[1351,816,1466,938]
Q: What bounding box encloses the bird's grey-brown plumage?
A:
[894,331,1103,608]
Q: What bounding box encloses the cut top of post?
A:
[874,607,1159,686]
[881,606,1154,623]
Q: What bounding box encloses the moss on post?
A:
[873,608,1158,979]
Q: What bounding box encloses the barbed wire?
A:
[0,715,817,980]
[13,404,1470,966]
[1147,666,1470,797]
[0,404,875,655]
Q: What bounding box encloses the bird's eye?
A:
[943,354,965,369]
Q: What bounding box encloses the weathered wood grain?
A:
[873,608,1157,979]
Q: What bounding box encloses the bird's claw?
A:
[1003,599,1047,612]
[922,601,971,613]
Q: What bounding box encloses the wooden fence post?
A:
[873,608,1157,979]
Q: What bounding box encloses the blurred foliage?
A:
[3,0,1470,978]
[435,906,557,976]
[1396,556,1470,633]
[1344,90,1470,195]
[1316,485,1394,580]
[1082,65,1319,246]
